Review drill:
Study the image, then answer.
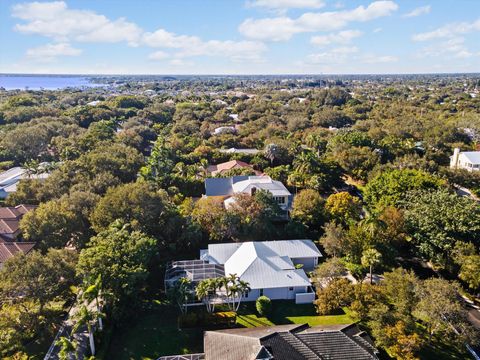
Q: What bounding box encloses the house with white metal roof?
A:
[205,175,292,212]
[0,166,50,199]
[450,148,480,171]
[199,240,321,303]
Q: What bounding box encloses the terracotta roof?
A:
[0,219,22,234]
[0,242,36,264]
[0,205,36,237]
[208,160,258,176]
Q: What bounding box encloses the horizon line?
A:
[1,72,480,77]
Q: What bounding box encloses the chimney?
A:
[451,148,460,169]
[251,187,257,196]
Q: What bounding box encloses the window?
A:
[273,196,286,204]
[289,287,294,291]
[259,289,264,296]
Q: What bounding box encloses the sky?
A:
[0,0,479,75]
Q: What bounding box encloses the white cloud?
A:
[311,30,362,46]
[239,1,398,41]
[373,27,383,33]
[306,46,359,64]
[169,59,194,67]
[413,18,480,41]
[403,5,431,18]
[361,54,398,63]
[306,47,398,67]
[143,29,267,61]
[148,51,170,61]
[12,1,267,63]
[246,0,325,10]
[25,42,82,61]
[12,1,142,45]
[417,37,473,59]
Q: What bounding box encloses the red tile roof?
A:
[208,160,260,176]
[0,242,36,264]
[0,204,36,237]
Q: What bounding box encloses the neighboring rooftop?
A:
[205,176,290,198]
[458,151,480,164]
[218,148,261,155]
[0,165,50,199]
[0,204,36,240]
[202,323,379,360]
[207,160,260,176]
[0,241,36,267]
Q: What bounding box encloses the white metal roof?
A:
[207,240,321,265]
[232,176,291,197]
[205,240,321,289]
[460,151,480,165]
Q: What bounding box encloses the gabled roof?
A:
[0,219,21,234]
[207,240,322,265]
[205,176,291,197]
[204,324,379,360]
[459,151,480,164]
[207,160,256,176]
[232,176,291,197]
[0,242,36,264]
[218,148,261,155]
[0,205,36,236]
[206,240,321,289]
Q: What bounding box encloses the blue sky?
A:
[0,0,479,74]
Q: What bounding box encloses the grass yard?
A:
[104,299,355,359]
[104,303,203,360]
[236,300,356,328]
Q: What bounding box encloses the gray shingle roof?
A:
[203,324,379,360]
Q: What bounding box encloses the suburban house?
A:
[0,165,50,199]
[165,240,321,304]
[205,175,292,212]
[450,147,480,171]
[218,148,261,155]
[0,241,36,269]
[213,126,237,135]
[0,204,36,241]
[207,160,261,177]
[159,323,379,360]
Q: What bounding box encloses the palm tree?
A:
[197,159,210,179]
[167,277,192,315]
[71,305,98,356]
[235,280,251,311]
[56,336,77,360]
[83,275,104,331]
[174,162,190,179]
[293,150,319,174]
[361,248,382,285]
[359,215,387,239]
[196,278,220,313]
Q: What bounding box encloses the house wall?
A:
[291,257,318,271]
[243,286,308,301]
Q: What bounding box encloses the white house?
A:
[201,240,321,302]
[0,166,50,199]
[213,126,236,135]
[205,175,292,211]
[450,148,480,171]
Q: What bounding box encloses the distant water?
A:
[0,75,102,90]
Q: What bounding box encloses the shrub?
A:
[256,296,272,316]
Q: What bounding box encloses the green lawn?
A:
[104,303,203,360]
[235,301,356,328]
[104,300,354,359]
